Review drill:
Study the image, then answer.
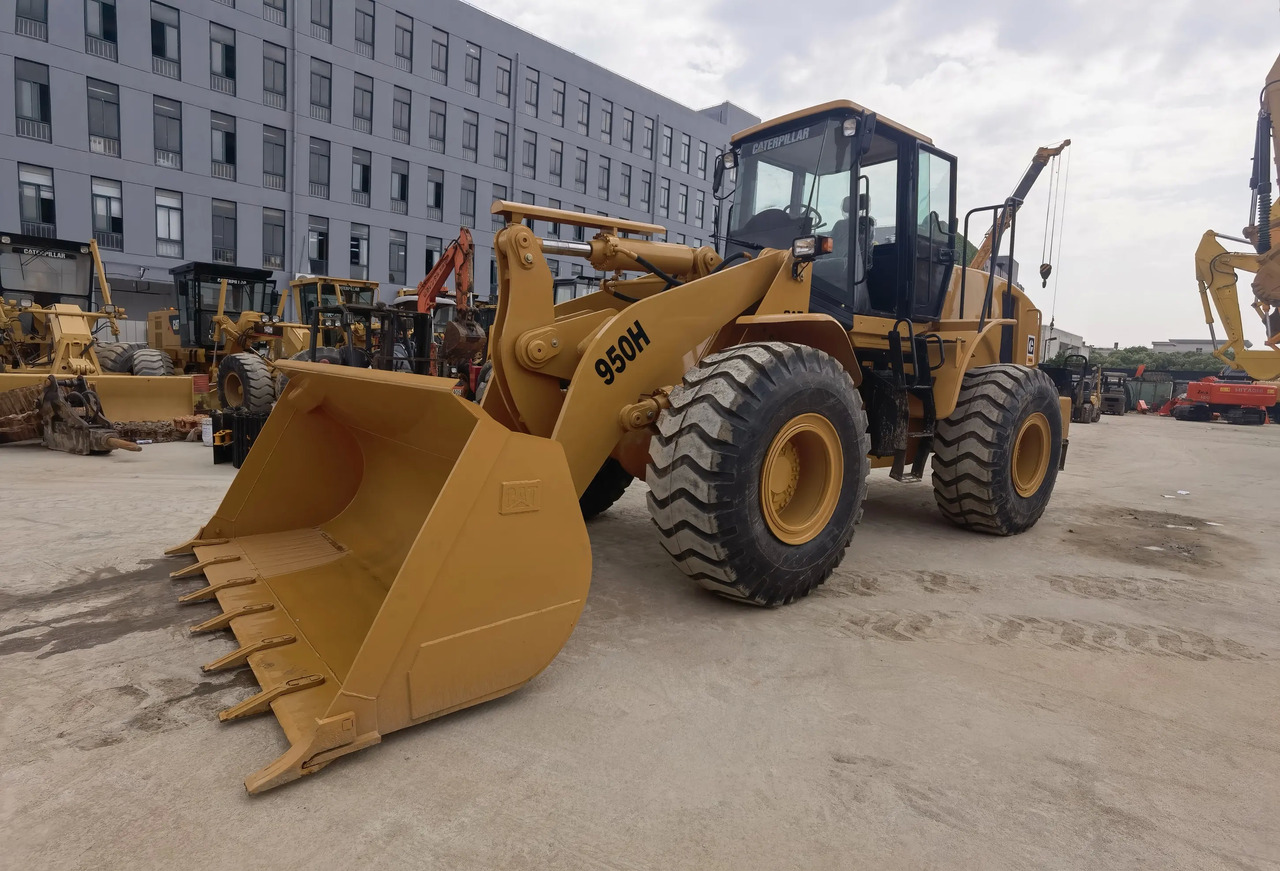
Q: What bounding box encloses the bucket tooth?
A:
[189,602,274,634]
[170,553,241,579]
[178,576,256,604]
[202,634,296,673]
[165,536,230,556]
[219,674,325,722]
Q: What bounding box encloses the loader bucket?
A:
[167,361,591,793]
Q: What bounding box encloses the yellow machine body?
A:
[171,100,1065,792]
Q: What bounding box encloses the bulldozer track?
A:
[832,609,1265,661]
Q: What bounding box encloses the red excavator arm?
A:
[416,228,474,313]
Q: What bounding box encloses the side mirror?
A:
[857,112,878,157]
[713,150,735,196]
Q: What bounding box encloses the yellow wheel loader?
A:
[168,100,1070,793]
[0,233,193,421]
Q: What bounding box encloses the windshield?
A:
[730,118,854,251]
[298,282,376,324]
[0,244,94,307]
[196,279,272,313]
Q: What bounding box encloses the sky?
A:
[470,0,1279,348]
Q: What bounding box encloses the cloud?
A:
[469,0,1279,346]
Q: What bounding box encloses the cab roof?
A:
[731,100,933,146]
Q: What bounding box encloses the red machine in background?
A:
[409,228,489,396]
[1170,376,1277,424]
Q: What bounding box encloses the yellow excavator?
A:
[168,100,1071,793]
[1196,52,1280,381]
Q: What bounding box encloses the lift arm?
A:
[969,140,1071,272]
[416,228,474,314]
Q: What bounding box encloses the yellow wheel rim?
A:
[1011,412,1051,497]
[224,371,244,407]
[760,413,843,545]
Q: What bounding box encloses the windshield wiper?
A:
[725,235,766,251]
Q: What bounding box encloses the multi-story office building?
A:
[0,0,756,317]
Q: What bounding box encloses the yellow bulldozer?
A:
[168,100,1070,793]
[0,233,193,422]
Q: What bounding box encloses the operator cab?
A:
[169,262,277,349]
[0,233,99,308]
[288,277,378,326]
[722,101,957,327]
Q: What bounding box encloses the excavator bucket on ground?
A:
[167,360,590,793]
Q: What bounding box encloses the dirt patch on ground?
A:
[1059,506,1245,570]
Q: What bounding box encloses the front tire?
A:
[130,348,174,376]
[647,342,869,606]
[580,457,634,520]
[932,365,1062,536]
[217,352,275,412]
[98,342,145,373]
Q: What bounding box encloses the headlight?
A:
[791,236,833,261]
[80,246,90,254]
[842,118,859,137]
[722,151,736,169]
[18,298,34,309]
[1,235,10,244]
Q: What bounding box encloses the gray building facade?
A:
[1,0,757,318]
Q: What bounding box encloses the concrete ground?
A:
[2,412,1279,870]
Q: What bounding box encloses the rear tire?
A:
[98,342,145,373]
[580,458,633,520]
[932,365,1062,536]
[647,341,869,606]
[218,352,275,412]
[474,360,494,404]
[130,348,174,376]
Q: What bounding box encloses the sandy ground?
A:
[2,412,1278,870]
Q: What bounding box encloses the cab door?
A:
[911,146,957,322]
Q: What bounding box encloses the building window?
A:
[464,42,481,96]
[307,216,328,273]
[524,69,539,116]
[210,112,236,180]
[426,168,444,221]
[425,235,442,272]
[263,42,287,108]
[522,132,537,179]
[494,120,509,171]
[353,73,373,133]
[350,223,369,279]
[351,148,371,206]
[153,96,182,169]
[85,0,117,59]
[549,140,563,186]
[309,138,330,198]
[577,89,590,136]
[390,159,409,214]
[552,79,565,125]
[393,87,411,144]
[310,0,331,42]
[679,134,691,174]
[600,100,613,144]
[91,178,123,250]
[388,230,407,285]
[694,189,705,227]
[572,205,586,242]
[677,184,688,221]
[547,198,561,238]
[492,184,507,229]
[620,164,631,206]
[16,0,47,40]
[262,208,285,269]
[428,99,446,153]
[86,80,121,157]
[394,13,412,71]
[18,165,55,237]
[263,0,285,26]
[310,59,332,122]
[263,125,286,190]
[212,200,236,265]
[573,148,588,194]
[14,59,51,142]
[460,176,476,228]
[155,189,183,257]
[496,55,511,106]
[661,125,673,166]
[697,142,708,180]
[430,28,448,84]
[640,170,651,209]
[462,110,479,162]
[354,0,374,57]
[658,178,670,217]
[621,108,634,150]
[642,117,654,158]
[520,191,535,229]
[150,2,180,78]
[598,156,610,200]
[210,24,236,94]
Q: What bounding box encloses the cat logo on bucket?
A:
[500,480,542,515]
